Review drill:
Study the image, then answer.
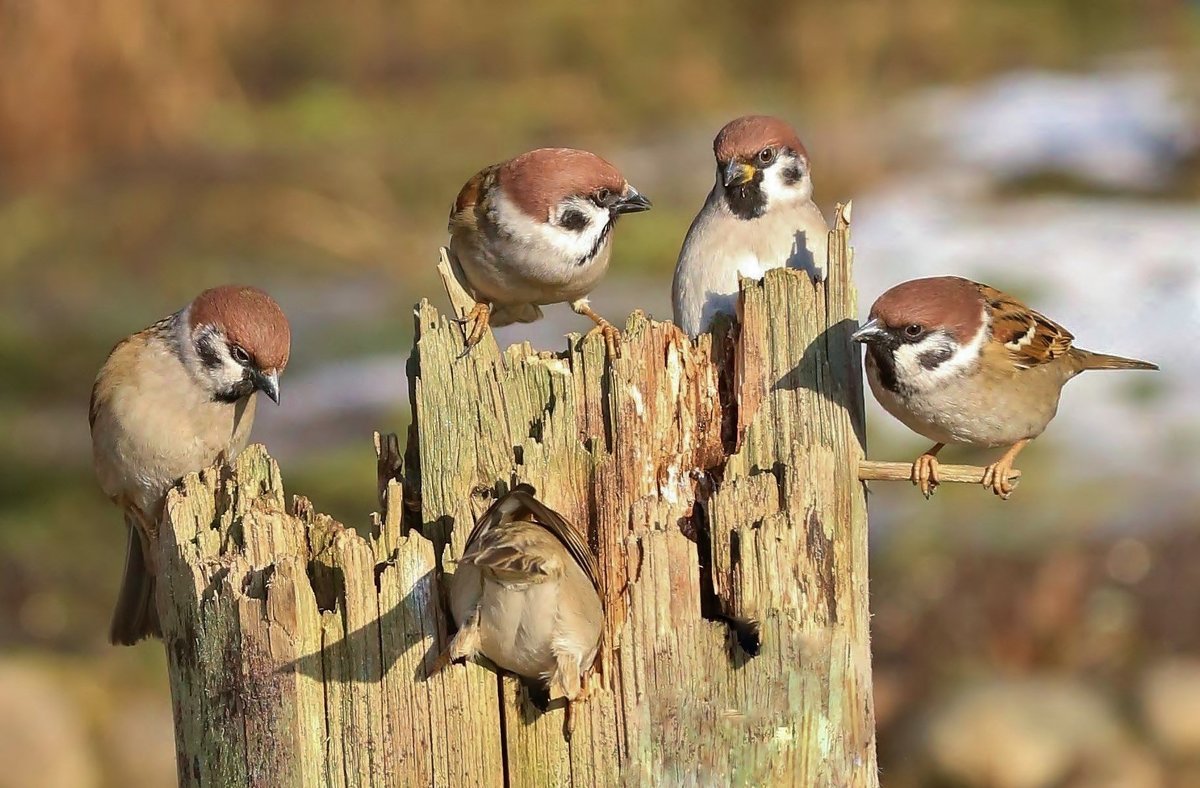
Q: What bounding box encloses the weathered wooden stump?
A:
[157,208,879,786]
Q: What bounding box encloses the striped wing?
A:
[977,283,1075,369]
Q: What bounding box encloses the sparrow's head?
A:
[495,148,651,265]
[185,285,291,404]
[713,115,812,220]
[852,277,988,392]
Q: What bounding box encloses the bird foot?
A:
[910,453,941,499]
[571,298,621,357]
[981,460,1020,499]
[585,320,621,358]
[427,648,453,678]
[453,302,491,357]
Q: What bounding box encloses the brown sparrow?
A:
[90,285,290,644]
[442,485,603,722]
[448,147,651,354]
[853,276,1157,498]
[672,115,828,338]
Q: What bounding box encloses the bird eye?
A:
[230,345,251,364]
[593,188,610,205]
[904,324,923,338]
[758,147,776,165]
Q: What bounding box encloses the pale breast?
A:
[866,354,1065,448]
[92,335,257,517]
[673,192,828,337]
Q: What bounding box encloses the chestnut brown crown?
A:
[868,276,986,344]
[189,285,291,372]
[497,148,629,219]
[713,115,808,164]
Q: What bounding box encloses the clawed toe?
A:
[981,463,1018,499]
[455,303,491,358]
[588,322,621,358]
[909,447,943,499]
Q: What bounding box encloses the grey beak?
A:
[723,161,756,188]
[612,191,652,215]
[851,319,886,344]
[255,370,281,404]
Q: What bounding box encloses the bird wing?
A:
[462,485,602,598]
[447,165,497,233]
[976,283,1075,370]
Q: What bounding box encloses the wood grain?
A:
[156,208,878,786]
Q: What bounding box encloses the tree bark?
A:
[158,207,878,786]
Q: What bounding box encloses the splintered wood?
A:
[158,208,878,786]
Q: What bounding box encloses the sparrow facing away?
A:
[90,285,290,644]
[442,485,603,726]
[852,276,1157,498]
[672,114,829,338]
[448,147,652,355]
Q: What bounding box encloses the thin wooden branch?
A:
[436,246,477,318]
[858,460,1020,485]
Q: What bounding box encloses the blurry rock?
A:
[1141,657,1200,759]
[0,660,100,788]
[923,677,1158,788]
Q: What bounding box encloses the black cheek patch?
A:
[868,346,900,393]
[781,165,802,185]
[559,209,588,232]
[918,346,954,370]
[213,373,257,403]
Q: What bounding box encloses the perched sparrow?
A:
[448,147,651,355]
[90,285,290,644]
[672,115,828,338]
[852,276,1157,498]
[442,485,603,724]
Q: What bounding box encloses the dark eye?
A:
[758,147,776,165]
[904,324,923,338]
[230,345,251,364]
[593,188,610,205]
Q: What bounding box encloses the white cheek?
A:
[893,324,988,391]
[760,159,813,205]
[494,193,610,263]
[213,357,245,390]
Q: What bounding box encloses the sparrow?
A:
[672,114,828,338]
[852,276,1158,498]
[447,147,652,355]
[90,285,290,644]
[442,485,604,725]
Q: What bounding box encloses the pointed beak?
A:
[851,318,886,344]
[611,190,652,215]
[254,370,281,404]
[723,161,756,188]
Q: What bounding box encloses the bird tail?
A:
[1074,349,1159,372]
[109,517,161,646]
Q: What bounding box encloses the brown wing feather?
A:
[977,284,1075,369]
[462,536,560,579]
[462,484,602,599]
[448,166,495,231]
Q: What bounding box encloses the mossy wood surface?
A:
[158,209,877,786]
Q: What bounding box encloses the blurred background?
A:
[1,1,1197,785]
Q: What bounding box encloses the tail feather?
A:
[1075,349,1158,372]
[109,520,161,646]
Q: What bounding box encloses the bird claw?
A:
[910,453,941,499]
[981,462,1018,499]
[586,321,621,358]
[454,303,491,358]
